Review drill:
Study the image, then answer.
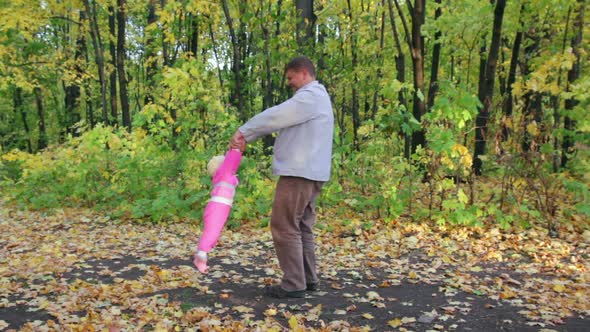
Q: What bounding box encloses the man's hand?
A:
[230,130,246,152]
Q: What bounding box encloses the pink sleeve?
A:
[213,149,242,180]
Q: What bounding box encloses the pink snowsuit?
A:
[197,149,242,252]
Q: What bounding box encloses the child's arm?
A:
[218,149,242,176]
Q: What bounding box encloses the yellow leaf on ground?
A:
[553,284,565,293]
[500,290,517,299]
[288,315,299,329]
[362,313,374,319]
[234,305,253,313]
[264,308,277,316]
[388,318,403,327]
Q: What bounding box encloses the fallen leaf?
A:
[264,308,277,316]
[233,305,253,313]
[288,315,299,329]
[388,318,403,327]
[553,284,565,293]
[331,282,343,289]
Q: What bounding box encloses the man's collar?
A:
[298,80,317,91]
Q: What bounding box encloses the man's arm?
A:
[230,131,246,151]
[238,89,318,142]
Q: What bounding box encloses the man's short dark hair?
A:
[285,56,316,77]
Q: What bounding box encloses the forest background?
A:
[0,0,588,234]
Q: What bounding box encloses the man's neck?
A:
[302,79,315,87]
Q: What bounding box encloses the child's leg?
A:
[194,250,209,273]
[198,202,231,252]
[194,202,231,273]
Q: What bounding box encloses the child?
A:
[193,148,243,273]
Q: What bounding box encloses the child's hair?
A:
[207,155,225,177]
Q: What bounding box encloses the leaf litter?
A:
[0,202,588,330]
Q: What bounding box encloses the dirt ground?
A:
[1,206,589,331]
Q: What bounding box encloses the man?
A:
[230,56,334,298]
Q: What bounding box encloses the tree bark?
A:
[387,0,409,158]
[144,0,158,104]
[552,6,572,171]
[108,5,118,125]
[346,0,360,149]
[14,87,32,153]
[207,20,223,88]
[222,0,246,121]
[427,0,442,111]
[34,87,48,150]
[83,0,110,125]
[261,0,275,153]
[371,0,386,121]
[160,0,170,67]
[501,6,524,142]
[64,10,86,136]
[117,0,131,131]
[189,13,199,57]
[410,0,426,154]
[473,0,507,175]
[295,0,316,50]
[521,28,542,154]
[393,0,411,49]
[562,0,585,168]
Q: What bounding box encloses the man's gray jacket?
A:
[239,80,334,182]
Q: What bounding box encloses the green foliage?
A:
[1,125,211,223]
[564,178,590,218]
[1,0,588,233]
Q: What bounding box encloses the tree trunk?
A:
[160,0,170,67]
[207,20,223,88]
[261,0,275,153]
[410,0,426,154]
[117,0,131,131]
[34,87,48,150]
[295,0,316,51]
[275,0,290,105]
[108,5,118,126]
[64,10,86,137]
[222,0,246,121]
[347,0,360,149]
[144,0,158,104]
[427,0,442,111]
[14,87,32,153]
[189,13,199,57]
[393,0,411,48]
[501,11,523,142]
[238,3,251,117]
[521,28,541,153]
[371,0,386,121]
[552,6,572,171]
[478,40,487,98]
[521,93,542,153]
[387,0,409,158]
[81,29,96,129]
[84,0,110,125]
[562,0,585,168]
[473,0,507,176]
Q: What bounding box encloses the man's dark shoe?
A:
[265,285,305,298]
[306,282,319,291]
